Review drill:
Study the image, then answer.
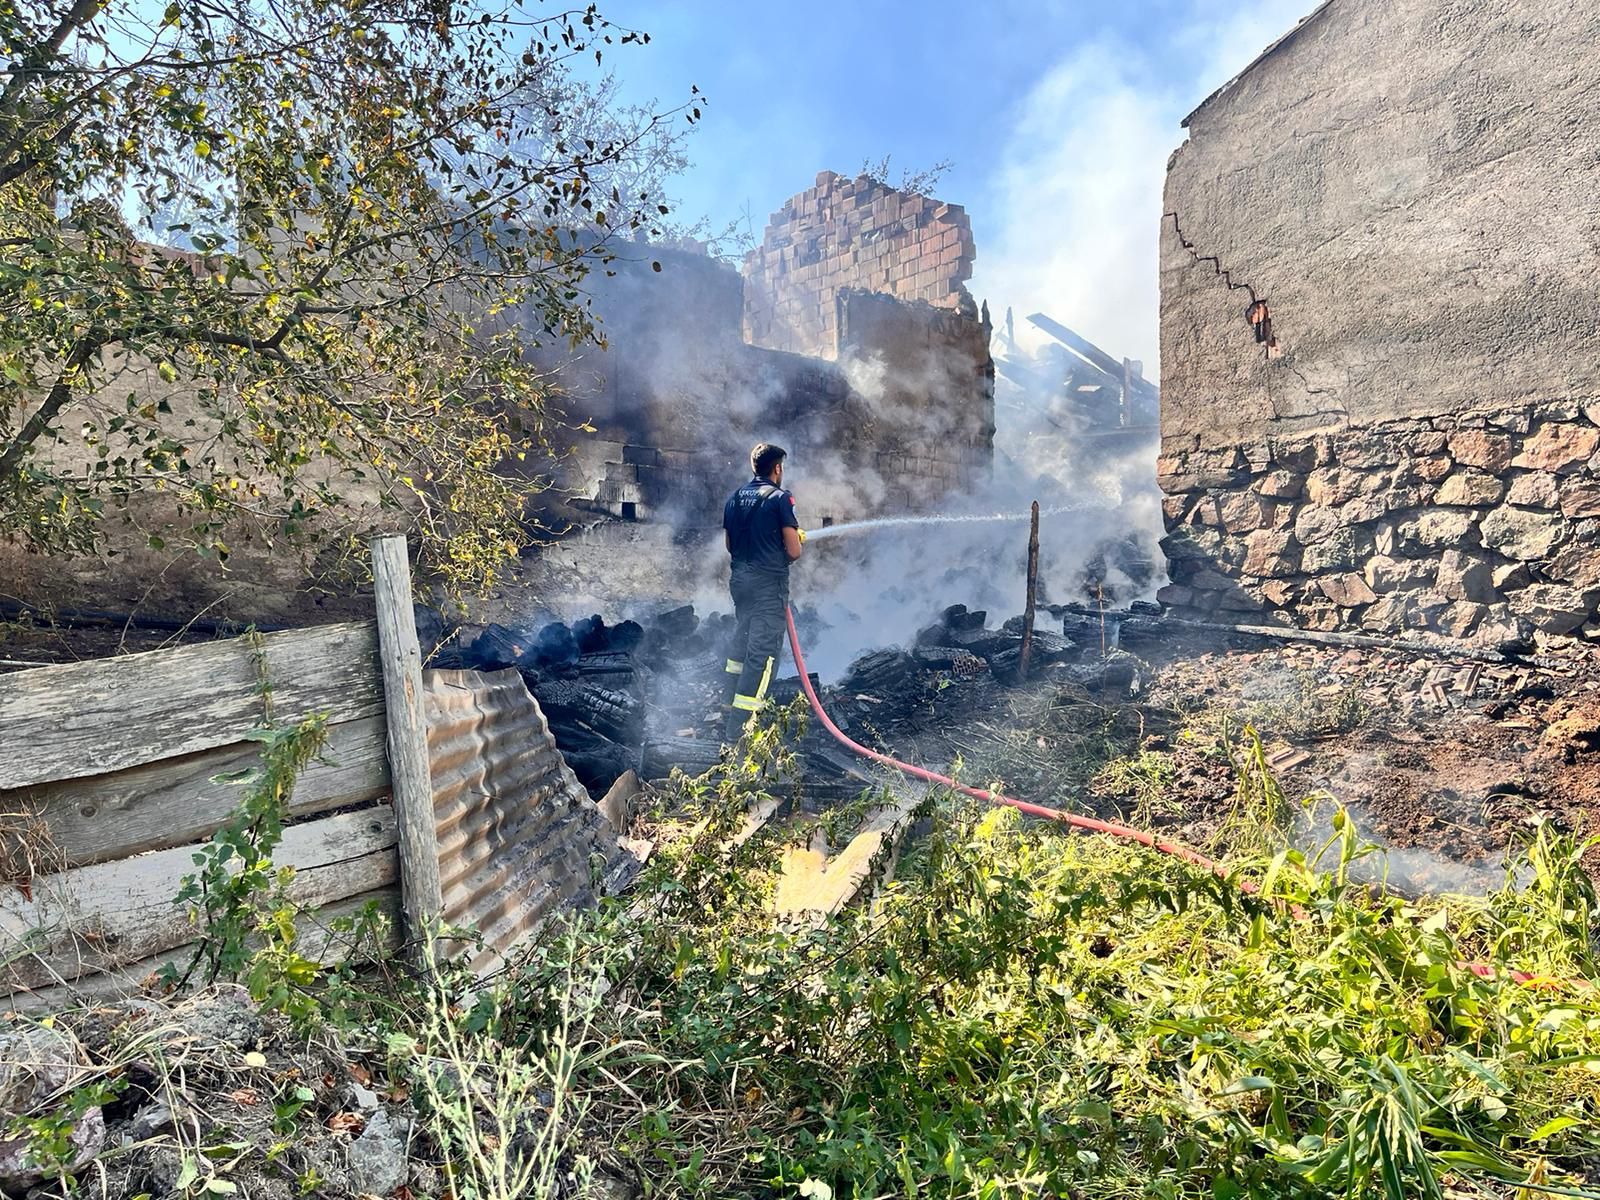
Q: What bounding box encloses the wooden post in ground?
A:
[370,534,442,961]
[1019,500,1040,680]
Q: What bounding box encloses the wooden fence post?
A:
[371,535,443,960]
[1019,500,1040,681]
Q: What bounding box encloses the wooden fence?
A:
[0,537,625,1011]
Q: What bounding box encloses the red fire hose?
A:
[784,607,1246,887]
[781,606,1582,991]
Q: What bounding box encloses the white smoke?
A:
[508,2,1328,674]
[968,0,1323,373]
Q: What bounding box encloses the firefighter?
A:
[722,442,804,741]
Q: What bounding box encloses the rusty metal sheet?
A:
[423,668,624,974]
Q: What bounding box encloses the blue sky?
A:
[598,0,1316,376]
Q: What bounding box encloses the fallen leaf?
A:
[385,1083,410,1103]
[348,1063,372,1086]
[242,1052,268,1069]
[326,1111,366,1136]
[229,1088,260,1106]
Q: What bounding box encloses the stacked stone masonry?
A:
[1156,402,1600,645]
[744,170,977,360]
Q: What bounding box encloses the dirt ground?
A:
[785,626,1600,892]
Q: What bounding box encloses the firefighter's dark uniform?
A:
[722,476,800,733]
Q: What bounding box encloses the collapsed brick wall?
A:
[744,170,977,360]
[556,186,995,527]
[1158,402,1600,643]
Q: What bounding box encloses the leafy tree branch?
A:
[0,0,701,593]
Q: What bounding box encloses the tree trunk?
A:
[0,339,98,483]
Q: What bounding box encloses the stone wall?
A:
[1157,0,1600,643]
[1158,401,1600,645]
[744,171,976,360]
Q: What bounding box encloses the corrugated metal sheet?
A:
[423,668,626,974]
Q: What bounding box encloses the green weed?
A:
[526,737,1600,1200]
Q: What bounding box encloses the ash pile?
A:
[441,606,702,799]
[438,598,1169,802]
[818,600,1166,739]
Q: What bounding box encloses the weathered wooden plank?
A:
[2,886,402,1014]
[0,806,398,991]
[3,715,390,868]
[372,536,442,953]
[0,621,383,790]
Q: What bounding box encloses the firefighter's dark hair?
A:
[751,443,787,479]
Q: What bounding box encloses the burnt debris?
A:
[433,597,1174,803]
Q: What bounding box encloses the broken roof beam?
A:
[993,354,1062,393]
[1026,313,1159,400]
[1051,349,1124,393]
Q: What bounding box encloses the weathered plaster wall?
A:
[1157,0,1600,644]
[0,349,382,624]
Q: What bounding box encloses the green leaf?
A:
[1528,1115,1582,1141]
[1220,1075,1275,1095]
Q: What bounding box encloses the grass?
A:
[17,692,1598,1200]
[506,731,1600,1200]
[324,705,1600,1200]
[1233,669,1373,742]
[1093,749,1181,823]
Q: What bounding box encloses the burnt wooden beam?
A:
[1026,313,1159,401]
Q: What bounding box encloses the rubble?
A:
[440,597,1098,800]
[348,1109,412,1196]
[0,1023,105,1189]
[439,583,1600,901]
[10,987,394,1198]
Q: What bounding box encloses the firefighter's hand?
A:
[797,529,807,544]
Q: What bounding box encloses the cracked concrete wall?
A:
[1157,0,1600,645]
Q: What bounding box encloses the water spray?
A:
[802,502,1097,542]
